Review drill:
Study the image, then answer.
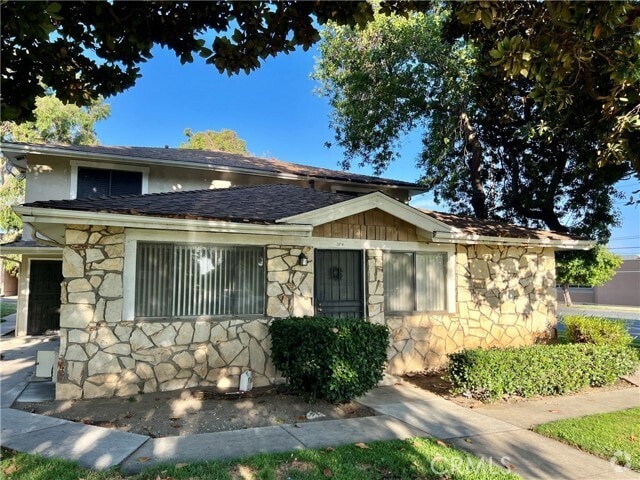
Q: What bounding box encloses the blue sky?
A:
[96,45,639,255]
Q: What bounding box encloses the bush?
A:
[563,315,633,347]
[269,317,390,403]
[447,343,638,401]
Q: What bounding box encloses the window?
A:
[135,243,265,318]
[384,252,446,312]
[77,167,142,198]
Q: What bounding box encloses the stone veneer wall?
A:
[266,245,314,318]
[365,250,385,325]
[57,225,557,398]
[385,244,558,373]
[56,227,313,400]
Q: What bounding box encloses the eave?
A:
[13,206,313,245]
[1,143,426,196]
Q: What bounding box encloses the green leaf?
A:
[480,10,492,29]
[46,2,62,14]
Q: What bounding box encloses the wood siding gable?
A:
[312,208,417,241]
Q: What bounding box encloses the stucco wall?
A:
[24,154,409,208]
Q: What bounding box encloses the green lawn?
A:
[0,302,17,319]
[534,407,640,472]
[1,437,518,479]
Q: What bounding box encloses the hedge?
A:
[269,317,389,403]
[563,315,634,347]
[447,343,638,401]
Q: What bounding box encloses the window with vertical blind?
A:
[135,243,265,318]
[384,252,446,312]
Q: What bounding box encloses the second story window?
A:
[77,167,143,198]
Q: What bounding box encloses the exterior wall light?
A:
[298,252,308,266]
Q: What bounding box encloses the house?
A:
[1,142,421,337]
[1,141,592,400]
[556,254,640,307]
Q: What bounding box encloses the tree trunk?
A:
[561,283,573,307]
[459,112,488,219]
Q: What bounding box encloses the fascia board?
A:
[14,206,313,237]
[432,231,594,250]
[0,245,62,254]
[277,192,457,233]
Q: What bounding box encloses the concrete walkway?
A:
[0,295,17,337]
[1,340,639,478]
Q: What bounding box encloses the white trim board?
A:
[69,159,149,199]
[279,191,456,234]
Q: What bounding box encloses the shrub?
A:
[269,317,390,403]
[447,343,638,401]
[563,315,633,347]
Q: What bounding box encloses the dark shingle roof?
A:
[23,184,354,224]
[4,142,420,188]
[421,209,579,241]
[22,183,580,241]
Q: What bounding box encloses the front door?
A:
[315,250,363,319]
[27,260,63,335]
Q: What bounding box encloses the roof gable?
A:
[278,191,454,236]
[312,208,419,242]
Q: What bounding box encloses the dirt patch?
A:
[275,460,314,479]
[228,464,259,480]
[403,371,636,408]
[13,385,373,437]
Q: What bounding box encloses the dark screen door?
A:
[27,260,63,335]
[315,250,363,319]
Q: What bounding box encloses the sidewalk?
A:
[1,339,639,478]
[0,295,17,337]
[358,385,639,480]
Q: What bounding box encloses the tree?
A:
[0,173,24,235]
[447,1,640,175]
[314,7,630,241]
[180,129,248,154]
[1,94,110,145]
[1,1,421,123]
[0,92,110,274]
[556,247,623,306]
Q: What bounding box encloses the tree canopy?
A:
[314,4,637,241]
[1,94,110,146]
[180,129,249,154]
[0,93,110,237]
[1,0,422,123]
[448,1,640,174]
[556,247,623,306]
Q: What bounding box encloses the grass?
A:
[1,437,518,479]
[534,407,640,472]
[0,301,17,319]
